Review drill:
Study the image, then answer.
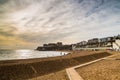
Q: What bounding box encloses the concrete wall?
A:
[0,52,111,80]
[116,40,120,45]
[72,47,112,51]
[112,40,120,51]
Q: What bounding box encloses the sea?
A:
[0,49,68,61]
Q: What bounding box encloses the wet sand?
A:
[0,50,112,80]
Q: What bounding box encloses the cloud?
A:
[0,35,33,49]
[0,26,17,36]
[0,0,120,49]
[0,0,8,5]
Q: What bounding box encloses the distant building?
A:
[36,42,72,51]
[57,42,62,46]
[87,38,99,48]
[76,41,87,48]
[115,34,120,39]
[43,44,48,47]
[99,37,114,47]
[48,43,57,47]
[37,35,120,51]
[72,35,120,51]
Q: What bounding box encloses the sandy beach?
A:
[76,54,120,80]
[0,50,113,80]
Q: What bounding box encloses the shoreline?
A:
[0,50,106,66]
[0,50,115,80]
[0,50,72,66]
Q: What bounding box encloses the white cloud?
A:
[0,0,120,48]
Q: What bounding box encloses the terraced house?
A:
[73,35,120,51]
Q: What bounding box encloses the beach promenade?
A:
[0,51,114,80]
[66,52,120,80]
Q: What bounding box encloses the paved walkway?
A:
[66,68,83,80]
[66,53,120,80]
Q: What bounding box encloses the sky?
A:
[0,0,120,49]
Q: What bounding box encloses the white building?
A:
[112,39,120,51]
